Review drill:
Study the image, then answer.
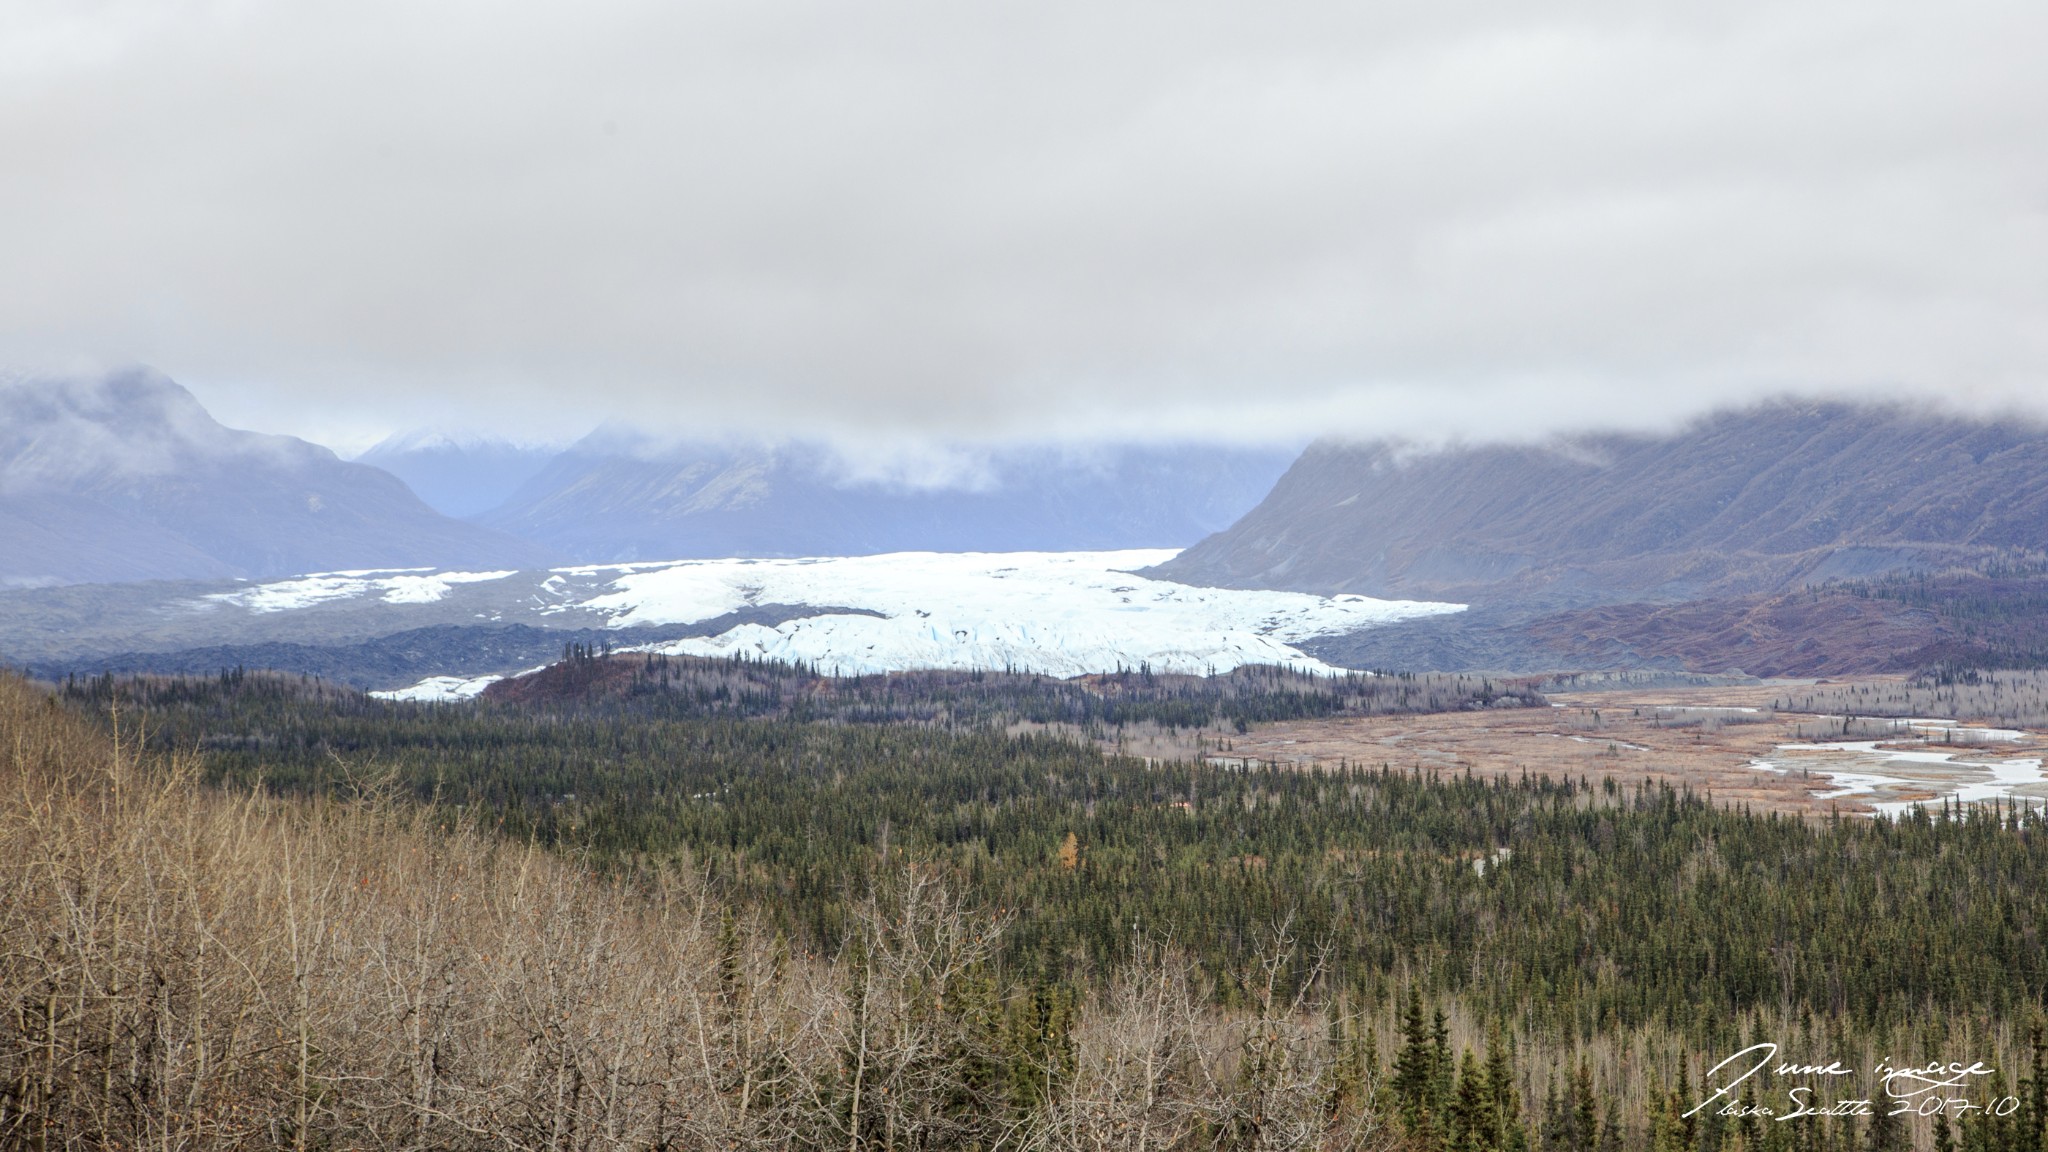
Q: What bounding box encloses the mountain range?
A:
[474,430,1298,562]
[0,370,1298,587]
[0,369,551,586]
[9,371,2048,683]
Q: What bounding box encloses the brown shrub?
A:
[0,675,1392,1151]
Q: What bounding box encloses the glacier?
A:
[206,549,1462,699]
[584,550,1459,678]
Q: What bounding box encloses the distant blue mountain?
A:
[355,430,564,519]
[475,431,1299,562]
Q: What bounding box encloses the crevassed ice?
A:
[213,550,1467,687]
[586,550,1460,677]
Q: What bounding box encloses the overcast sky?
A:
[3,0,2044,452]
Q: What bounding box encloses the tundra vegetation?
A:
[10,663,2048,1150]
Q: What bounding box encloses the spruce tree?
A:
[1451,1050,1490,1151]
[1393,994,1443,1142]
[1573,1061,1601,1152]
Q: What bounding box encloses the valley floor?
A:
[1119,680,2048,817]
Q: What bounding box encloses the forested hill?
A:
[481,648,1546,728]
[1148,403,2048,605]
[20,669,2048,1149]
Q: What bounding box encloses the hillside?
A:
[478,432,1297,561]
[26,668,2048,1148]
[0,369,554,585]
[479,647,1543,722]
[1300,586,1958,678]
[1149,403,2048,605]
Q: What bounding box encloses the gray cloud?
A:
[2,0,2043,447]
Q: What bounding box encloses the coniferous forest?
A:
[9,661,2048,1149]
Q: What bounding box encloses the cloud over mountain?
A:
[0,369,553,586]
[1151,402,2048,604]
[478,430,1297,562]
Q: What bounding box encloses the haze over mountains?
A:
[0,369,1298,589]
[355,430,562,519]
[0,370,551,586]
[362,427,1298,562]
[475,431,1298,562]
[8,369,2048,685]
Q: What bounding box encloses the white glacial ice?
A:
[213,549,1466,694]
[583,549,1461,677]
[204,569,518,612]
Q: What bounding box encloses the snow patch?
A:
[204,569,518,612]
[370,662,548,702]
[370,673,505,702]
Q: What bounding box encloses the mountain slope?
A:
[0,369,554,585]
[478,434,1297,562]
[1149,403,2048,604]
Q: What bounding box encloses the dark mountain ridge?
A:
[1150,402,2048,605]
